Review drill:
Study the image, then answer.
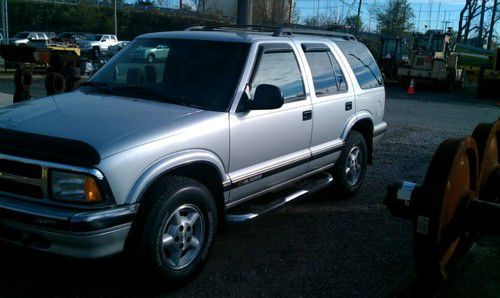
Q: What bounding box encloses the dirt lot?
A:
[0,83,498,297]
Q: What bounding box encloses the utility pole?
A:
[1,0,8,45]
[418,3,422,33]
[441,20,451,30]
[179,0,182,11]
[288,0,293,24]
[237,0,253,26]
[428,0,433,30]
[477,0,486,48]
[487,0,497,49]
[356,0,362,34]
[113,0,117,37]
[436,1,441,29]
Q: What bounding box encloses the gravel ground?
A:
[0,84,498,297]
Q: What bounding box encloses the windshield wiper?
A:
[79,81,113,93]
[110,85,204,109]
[349,53,383,85]
[110,85,165,99]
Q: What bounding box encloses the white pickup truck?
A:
[78,34,119,56]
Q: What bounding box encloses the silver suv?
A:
[0,26,386,282]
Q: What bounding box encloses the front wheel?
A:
[130,176,217,284]
[147,53,155,63]
[330,131,368,197]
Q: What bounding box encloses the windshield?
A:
[56,32,72,39]
[89,38,250,111]
[88,34,103,41]
[13,32,29,38]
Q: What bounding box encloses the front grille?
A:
[0,179,43,198]
[0,156,46,199]
[0,158,42,179]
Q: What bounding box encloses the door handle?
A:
[345,101,353,111]
[303,110,312,121]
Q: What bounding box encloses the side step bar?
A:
[226,172,333,223]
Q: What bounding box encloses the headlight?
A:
[51,171,102,203]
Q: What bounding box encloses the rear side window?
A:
[330,54,348,92]
[305,52,336,96]
[305,50,348,96]
[250,51,305,103]
[336,41,383,90]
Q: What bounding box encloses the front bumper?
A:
[0,195,137,258]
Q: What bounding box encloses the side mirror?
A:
[249,84,284,110]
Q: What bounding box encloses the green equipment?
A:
[477,47,500,98]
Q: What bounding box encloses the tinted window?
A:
[305,51,348,96]
[305,51,336,96]
[329,53,348,92]
[89,39,250,112]
[250,51,305,102]
[13,32,29,38]
[336,41,383,89]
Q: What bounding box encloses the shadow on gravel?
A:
[0,244,163,297]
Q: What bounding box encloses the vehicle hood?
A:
[10,38,28,44]
[0,91,211,159]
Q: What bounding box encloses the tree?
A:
[253,0,290,26]
[376,0,414,34]
[302,14,336,28]
[456,0,481,43]
[487,0,499,49]
[345,15,362,31]
[477,0,487,47]
[289,0,300,24]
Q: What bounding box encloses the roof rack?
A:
[274,28,356,40]
[186,25,279,33]
[185,25,357,41]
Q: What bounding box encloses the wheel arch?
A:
[127,150,229,226]
[342,112,374,164]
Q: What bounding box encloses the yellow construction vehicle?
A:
[397,29,462,89]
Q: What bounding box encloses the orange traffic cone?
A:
[407,79,415,95]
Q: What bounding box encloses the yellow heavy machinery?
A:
[0,41,80,71]
[397,29,463,89]
[478,47,500,98]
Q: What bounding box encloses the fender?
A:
[341,110,374,140]
[125,149,230,204]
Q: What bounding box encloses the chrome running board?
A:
[226,172,333,223]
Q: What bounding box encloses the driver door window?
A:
[249,51,305,104]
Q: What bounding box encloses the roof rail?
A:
[185,25,357,41]
[187,25,280,33]
[274,27,356,40]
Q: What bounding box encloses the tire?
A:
[129,176,217,284]
[92,47,100,58]
[330,131,368,197]
[147,53,155,63]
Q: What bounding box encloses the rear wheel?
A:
[130,176,217,284]
[330,131,368,197]
[147,53,155,63]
